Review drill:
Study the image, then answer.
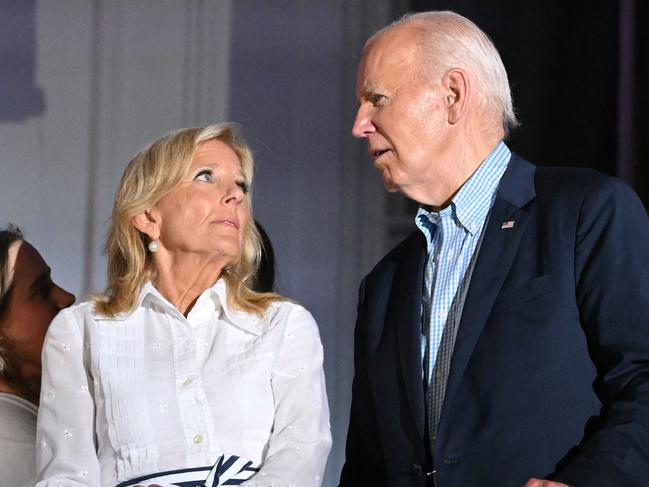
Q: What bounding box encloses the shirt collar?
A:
[98,279,265,336]
[416,141,511,236]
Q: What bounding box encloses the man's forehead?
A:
[356,28,421,96]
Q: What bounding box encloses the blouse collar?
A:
[97,279,265,336]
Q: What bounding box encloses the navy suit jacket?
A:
[339,154,649,487]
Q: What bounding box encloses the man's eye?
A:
[195,170,213,182]
[369,94,385,107]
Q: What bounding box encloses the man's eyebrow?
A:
[357,85,378,101]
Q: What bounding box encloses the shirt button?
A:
[438,311,448,320]
[193,434,204,444]
[182,378,194,387]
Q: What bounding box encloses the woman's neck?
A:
[0,375,39,405]
[152,251,229,316]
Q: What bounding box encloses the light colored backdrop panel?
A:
[0,1,94,295]
[0,0,232,298]
[81,0,233,293]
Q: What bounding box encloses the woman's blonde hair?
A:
[94,124,282,317]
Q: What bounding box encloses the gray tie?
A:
[425,225,486,450]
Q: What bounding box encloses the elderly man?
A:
[339,10,649,487]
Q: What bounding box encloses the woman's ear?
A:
[132,210,159,240]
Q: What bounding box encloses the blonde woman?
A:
[35,125,331,486]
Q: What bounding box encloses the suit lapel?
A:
[391,232,427,435]
[439,154,537,424]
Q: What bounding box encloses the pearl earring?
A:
[148,240,159,252]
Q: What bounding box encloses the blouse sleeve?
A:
[35,308,101,486]
[243,305,332,487]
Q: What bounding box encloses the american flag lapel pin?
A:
[501,220,515,229]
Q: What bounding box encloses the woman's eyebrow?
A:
[29,268,51,296]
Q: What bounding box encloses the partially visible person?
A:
[252,220,276,293]
[35,124,331,486]
[0,225,75,487]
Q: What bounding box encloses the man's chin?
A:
[382,178,399,193]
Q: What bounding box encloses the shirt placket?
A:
[422,216,443,383]
[172,312,210,464]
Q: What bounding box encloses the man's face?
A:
[353,27,457,207]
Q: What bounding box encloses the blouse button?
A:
[183,377,194,387]
[193,434,204,444]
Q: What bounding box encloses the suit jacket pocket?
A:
[490,274,555,314]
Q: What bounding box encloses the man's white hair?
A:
[371,11,519,135]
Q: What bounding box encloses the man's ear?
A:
[132,210,159,240]
[443,68,470,125]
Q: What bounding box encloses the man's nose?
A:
[352,105,375,138]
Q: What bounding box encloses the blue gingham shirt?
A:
[416,142,511,381]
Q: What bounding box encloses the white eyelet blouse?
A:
[35,279,331,486]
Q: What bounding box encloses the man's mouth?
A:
[372,149,389,160]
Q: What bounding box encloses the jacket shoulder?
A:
[535,165,623,194]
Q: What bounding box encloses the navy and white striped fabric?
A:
[416,141,511,382]
[116,454,259,487]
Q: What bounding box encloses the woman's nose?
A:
[53,285,75,310]
[223,184,246,205]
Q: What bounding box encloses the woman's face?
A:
[152,139,251,265]
[1,241,75,374]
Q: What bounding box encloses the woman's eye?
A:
[33,281,53,300]
[195,170,213,182]
[236,181,249,194]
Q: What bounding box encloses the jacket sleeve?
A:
[555,178,649,486]
[35,308,100,486]
[339,279,389,487]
